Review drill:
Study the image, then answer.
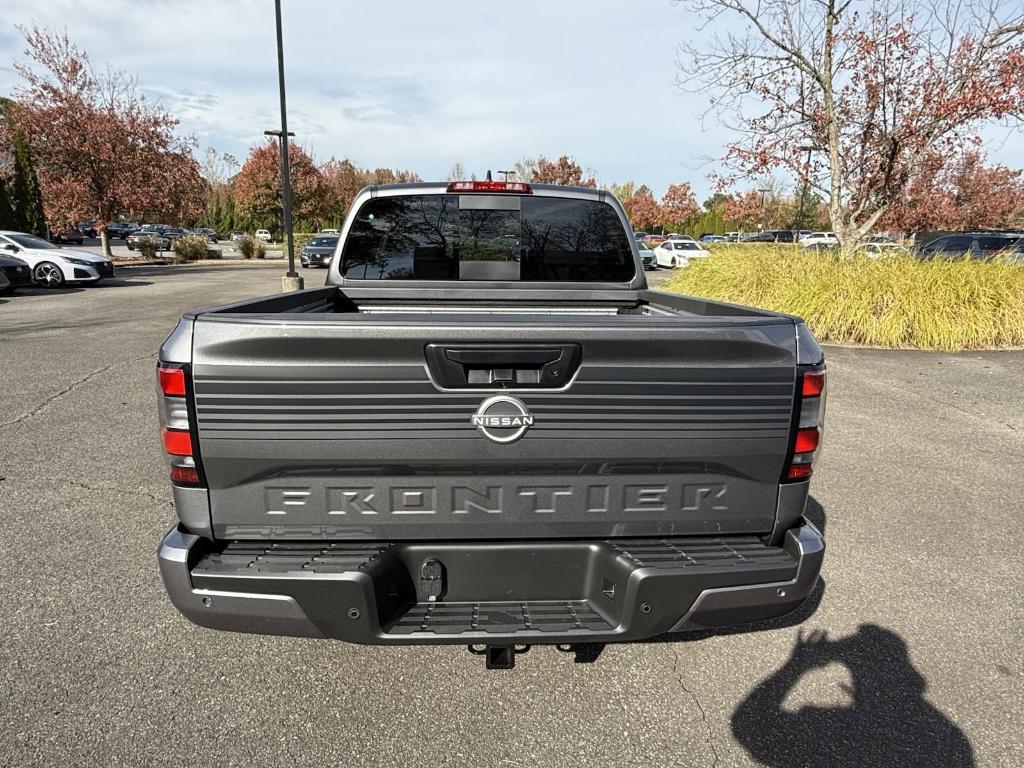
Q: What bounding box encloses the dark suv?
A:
[746,230,797,243]
[918,232,1023,260]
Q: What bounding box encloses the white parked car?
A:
[0,230,114,288]
[320,228,340,235]
[798,232,838,246]
[654,239,710,267]
[855,242,909,259]
[255,229,272,242]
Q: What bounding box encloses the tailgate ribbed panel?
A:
[194,366,793,441]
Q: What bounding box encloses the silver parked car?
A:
[126,230,171,251]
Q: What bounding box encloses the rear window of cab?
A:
[339,194,636,282]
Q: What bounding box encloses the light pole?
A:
[757,187,771,233]
[264,127,294,247]
[270,0,302,292]
[498,169,515,182]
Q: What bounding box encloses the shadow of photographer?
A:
[732,624,974,767]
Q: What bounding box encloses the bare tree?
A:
[446,162,465,181]
[676,0,1024,247]
[199,147,239,185]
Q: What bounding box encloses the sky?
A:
[1,0,1021,201]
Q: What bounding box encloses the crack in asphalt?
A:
[0,352,156,430]
[671,646,720,768]
[66,479,169,507]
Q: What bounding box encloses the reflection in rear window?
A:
[340,194,635,281]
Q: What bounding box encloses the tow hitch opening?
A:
[469,644,529,669]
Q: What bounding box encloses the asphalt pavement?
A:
[1,264,1021,767]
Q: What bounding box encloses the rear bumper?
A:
[1,267,33,288]
[158,520,823,645]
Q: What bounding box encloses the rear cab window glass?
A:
[340,194,635,282]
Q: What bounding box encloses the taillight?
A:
[158,366,186,396]
[784,365,826,481]
[802,370,826,397]
[794,427,820,453]
[170,466,200,485]
[157,361,203,487]
[161,428,193,456]
[446,180,533,194]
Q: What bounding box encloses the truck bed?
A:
[187,285,788,321]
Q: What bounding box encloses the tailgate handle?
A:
[426,344,582,388]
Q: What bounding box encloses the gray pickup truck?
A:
[157,181,826,668]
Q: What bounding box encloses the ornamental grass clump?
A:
[137,235,159,259]
[171,234,208,264]
[237,234,265,260]
[662,245,1024,350]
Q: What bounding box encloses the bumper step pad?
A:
[160,521,824,645]
[389,600,612,636]
[192,542,388,576]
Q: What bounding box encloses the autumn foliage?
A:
[7,26,203,254]
[523,155,597,188]
[625,187,660,231]
[883,150,1024,234]
[680,0,1024,247]
[660,183,701,230]
[234,139,324,230]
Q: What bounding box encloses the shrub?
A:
[293,232,316,254]
[171,234,209,264]
[662,245,1024,350]
[137,235,159,259]
[237,234,266,260]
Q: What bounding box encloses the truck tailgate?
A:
[190,313,797,540]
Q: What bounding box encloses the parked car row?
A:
[798,231,1022,260]
[630,233,716,270]
[0,230,115,290]
[58,222,222,246]
[122,226,220,251]
[637,226,1022,262]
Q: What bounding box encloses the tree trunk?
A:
[100,229,112,258]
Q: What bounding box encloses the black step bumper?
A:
[157,520,824,645]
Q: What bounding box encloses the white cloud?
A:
[0,0,724,195]
[4,0,1017,200]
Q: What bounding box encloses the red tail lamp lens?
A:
[787,464,814,480]
[158,365,186,396]
[794,427,820,453]
[802,370,826,397]
[162,428,193,456]
[170,466,200,485]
